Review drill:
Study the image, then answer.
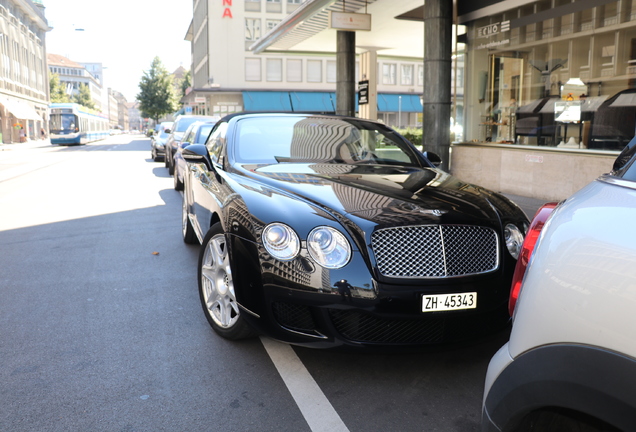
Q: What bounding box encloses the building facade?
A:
[47,53,103,112]
[183,0,425,128]
[106,88,130,131]
[0,0,49,143]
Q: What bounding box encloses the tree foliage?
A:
[49,73,70,103]
[136,57,177,122]
[179,69,191,99]
[72,83,96,110]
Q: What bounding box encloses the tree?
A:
[136,57,177,123]
[179,69,191,99]
[49,73,70,103]
[72,83,96,110]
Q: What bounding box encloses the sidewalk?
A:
[501,193,550,219]
[0,138,51,150]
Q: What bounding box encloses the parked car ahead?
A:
[173,120,218,191]
[482,137,636,431]
[165,115,218,174]
[150,121,173,162]
[180,112,529,349]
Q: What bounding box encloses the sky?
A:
[44,0,192,102]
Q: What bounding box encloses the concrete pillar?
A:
[423,0,452,171]
[359,50,378,121]
[336,30,356,117]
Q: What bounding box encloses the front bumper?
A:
[232,239,512,349]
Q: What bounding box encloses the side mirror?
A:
[180,141,191,149]
[182,144,212,170]
[423,151,442,168]
[165,128,171,134]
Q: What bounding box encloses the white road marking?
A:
[260,336,350,432]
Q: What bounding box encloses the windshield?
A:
[233,116,423,167]
[196,125,214,144]
[50,114,77,132]
[176,118,201,132]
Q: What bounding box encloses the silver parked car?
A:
[482,138,636,431]
[150,121,173,162]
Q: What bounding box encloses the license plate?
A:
[422,292,477,312]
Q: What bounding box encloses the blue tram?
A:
[49,103,109,145]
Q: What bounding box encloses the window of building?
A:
[266,58,282,81]
[287,59,302,82]
[266,19,280,32]
[266,0,282,13]
[401,64,414,85]
[245,18,261,41]
[382,63,396,85]
[307,60,322,82]
[417,65,423,86]
[245,58,261,81]
[326,60,336,83]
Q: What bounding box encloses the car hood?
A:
[239,163,515,229]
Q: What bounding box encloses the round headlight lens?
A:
[307,226,351,269]
[262,223,300,261]
[504,223,524,260]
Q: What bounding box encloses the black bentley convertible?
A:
[181,112,528,349]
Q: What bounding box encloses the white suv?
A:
[482,140,636,431]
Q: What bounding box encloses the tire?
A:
[168,152,175,175]
[182,194,198,245]
[164,150,170,168]
[198,223,255,340]
[174,166,184,191]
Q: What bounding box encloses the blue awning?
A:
[243,91,292,111]
[377,94,423,113]
[289,92,335,113]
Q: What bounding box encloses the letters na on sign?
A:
[222,0,232,18]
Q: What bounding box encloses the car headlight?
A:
[263,223,300,261]
[504,223,524,259]
[307,226,351,269]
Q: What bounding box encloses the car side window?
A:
[183,128,194,144]
[206,122,229,165]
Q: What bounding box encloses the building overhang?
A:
[250,0,426,58]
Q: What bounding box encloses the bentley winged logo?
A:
[417,209,447,217]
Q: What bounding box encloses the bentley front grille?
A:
[371,225,499,278]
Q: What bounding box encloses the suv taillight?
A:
[508,202,559,316]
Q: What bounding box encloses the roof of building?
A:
[47,53,83,68]
[172,66,187,80]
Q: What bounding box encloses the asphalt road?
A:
[0,135,514,432]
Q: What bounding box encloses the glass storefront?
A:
[463,0,636,151]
